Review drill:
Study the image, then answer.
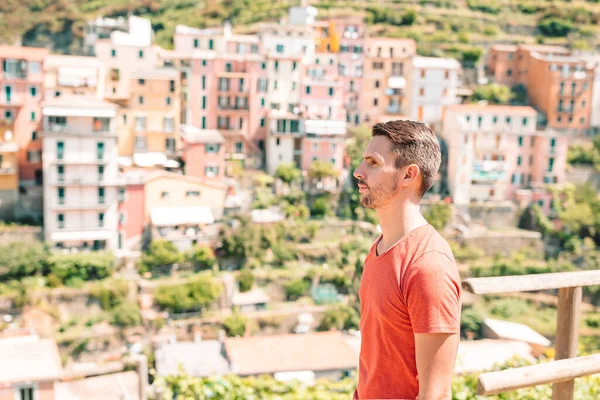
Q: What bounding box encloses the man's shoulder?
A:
[411,226,455,265]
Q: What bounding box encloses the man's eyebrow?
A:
[363,153,384,162]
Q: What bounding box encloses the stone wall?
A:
[0,225,42,243]
[461,228,543,257]
[467,202,520,230]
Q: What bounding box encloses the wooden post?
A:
[552,286,582,400]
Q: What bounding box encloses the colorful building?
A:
[43,54,105,99]
[42,95,120,250]
[406,56,462,126]
[0,45,49,219]
[361,38,416,123]
[442,104,568,205]
[180,125,226,181]
[0,127,18,220]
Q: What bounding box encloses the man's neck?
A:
[375,199,427,254]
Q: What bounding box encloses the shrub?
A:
[284,279,309,301]
[424,202,452,231]
[585,316,600,328]
[111,302,142,327]
[275,163,301,184]
[460,307,484,338]
[490,298,530,319]
[47,251,114,285]
[188,245,216,270]
[317,305,360,331]
[89,279,129,310]
[223,313,247,337]
[153,274,222,313]
[538,17,573,37]
[237,270,254,293]
[466,0,501,14]
[311,197,332,218]
[142,240,184,272]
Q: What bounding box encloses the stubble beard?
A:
[359,174,399,209]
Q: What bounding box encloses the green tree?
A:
[223,312,247,337]
[89,279,129,310]
[311,196,332,218]
[308,160,339,181]
[110,301,142,327]
[471,84,514,105]
[153,274,222,314]
[275,163,301,184]
[0,241,50,282]
[188,245,216,270]
[284,203,310,220]
[538,17,574,37]
[47,251,114,286]
[236,270,254,293]
[142,240,183,272]
[317,305,360,331]
[460,307,484,338]
[424,202,452,230]
[284,279,309,301]
[460,47,483,66]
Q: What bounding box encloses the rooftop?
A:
[484,318,552,347]
[447,104,537,117]
[0,45,49,61]
[156,340,230,377]
[150,206,215,227]
[181,125,226,144]
[0,335,62,384]
[225,331,357,376]
[44,55,103,69]
[42,95,117,111]
[56,371,140,400]
[413,56,461,70]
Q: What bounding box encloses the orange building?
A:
[117,68,181,167]
[314,20,340,53]
[487,44,593,134]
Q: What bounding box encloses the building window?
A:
[30,112,35,121]
[138,96,144,105]
[517,156,522,166]
[166,138,176,152]
[375,80,380,88]
[118,188,126,202]
[273,80,278,90]
[373,98,378,106]
[419,88,424,96]
[135,135,147,149]
[169,80,175,93]
[93,117,110,132]
[522,117,528,126]
[97,142,104,160]
[4,110,12,120]
[98,165,104,181]
[58,187,65,205]
[163,117,174,133]
[581,117,585,124]
[531,136,535,146]
[138,78,145,85]
[420,69,425,78]
[205,166,219,177]
[373,62,383,69]
[276,138,281,146]
[208,39,214,50]
[251,44,258,53]
[57,214,64,229]
[201,116,206,129]
[165,96,172,106]
[506,116,511,124]
[548,157,554,172]
[111,49,116,57]
[261,62,266,70]
[57,141,64,160]
[518,136,523,146]
[329,87,334,96]
[478,116,483,127]
[557,116,562,123]
[27,151,41,162]
[135,116,147,132]
[57,165,64,182]
[274,61,279,71]
[98,187,105,204]
[29,86,37,97]
[202,96,207,109]
[507,69,512,76]
[260,118,265,127]
[202,60,207,67]
[305,86,311,95]
[276,44,284,53]
[98,212,105,227]
[235,141,243,153]
[186,190,201,197]
[193,38,199,48]
[205,144,221,153]
[161,191,169,199]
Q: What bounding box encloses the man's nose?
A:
[353,165,364,180]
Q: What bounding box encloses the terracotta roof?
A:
[0,336,62,383]
[0,45,49,61]
[55,371,140,400]
[447,104,537,116]
[225,331,357,375]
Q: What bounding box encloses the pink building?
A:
[181,125,226,181]
[301,119,346,172]
[336,18,367,126]
[117,172,146,251]
[173,25,266,169]
[300,53,345,121]
[0,45,49,219]
[442,104,568,205]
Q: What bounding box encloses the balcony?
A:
[52,177,124,186]
[50,227,113,242]
[43,124,114,136]
[471,160,507,182]
[385,88,404,97]
[53,201,112,211]
[385,105,403,115]
[217,104,250,112]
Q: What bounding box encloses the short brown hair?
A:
[372,120,441,197]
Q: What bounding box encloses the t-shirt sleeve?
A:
[403,251,461,334]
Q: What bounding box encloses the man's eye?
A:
[370,161,377,166]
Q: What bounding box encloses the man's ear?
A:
[403,164,420,185]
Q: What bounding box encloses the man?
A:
[352,120,461,400]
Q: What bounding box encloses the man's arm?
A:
[415,332,459,400]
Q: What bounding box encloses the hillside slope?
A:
[0,0,598,54]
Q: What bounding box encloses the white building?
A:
[266,115,302,175]
[407,56,462,126]
[85,15,154,56]
[42,96,120,251]
[442,104,538,205]
[43,54,106,99]
[259,23,315,64]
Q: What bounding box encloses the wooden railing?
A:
[462,270,600,400]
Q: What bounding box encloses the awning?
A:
[388,77,406,89]
[150,206,214,227]
[133,152,167,167]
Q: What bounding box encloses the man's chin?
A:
[359,195,377,209]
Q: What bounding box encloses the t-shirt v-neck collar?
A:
[374,224,431,258]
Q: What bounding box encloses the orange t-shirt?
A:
[354,224,461,400]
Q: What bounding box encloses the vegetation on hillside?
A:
[3,1,598,54]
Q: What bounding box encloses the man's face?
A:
[353,136,402,209]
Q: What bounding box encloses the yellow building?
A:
[144,171,227,221]
[315,20,340,53]
[0,124,19,219]
[118,68,181,167]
